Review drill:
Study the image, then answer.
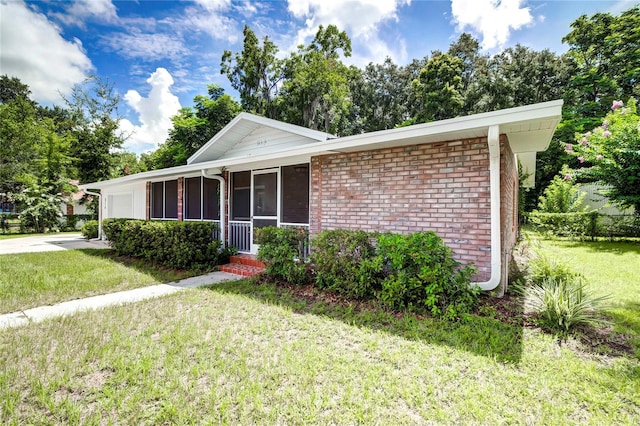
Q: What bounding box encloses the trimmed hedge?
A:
[103,219,230,270]
[529,211,640,239]
[257,227,480,319]
[81,220,99,239]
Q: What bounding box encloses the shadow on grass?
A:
[202,279,525,364]
[77,249,201,284]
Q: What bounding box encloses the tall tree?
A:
[279,25,352,134]
[221,26,284,119]
[64,76,125,184]
[409,52,464,123]
[562,6,640,134]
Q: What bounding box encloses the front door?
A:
[251,169,279,253]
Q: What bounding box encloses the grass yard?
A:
[1,235,639,424]
[0,250,197,314]
[524,231,640,355]
[1,281,639,424]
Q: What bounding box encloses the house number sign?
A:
[257,139,268,146]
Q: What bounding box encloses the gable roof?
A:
[186,112,334,164]
[81,100,563,190]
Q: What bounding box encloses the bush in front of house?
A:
[103,219,229,270]
[255,226,309,284]
[310,229,381,299]
[81,220,99,239]
[376,231,479,319]
[256,228,479,319]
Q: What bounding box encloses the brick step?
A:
[229,254,265,268]
[219,263,264,277]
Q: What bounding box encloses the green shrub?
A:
[529,211,599,238]
[376,232,479,319]
[103,219,229,270]
[310,229,381,299]
[256,226,308,284]
[528,251,579,285]
[525,276,609,339]
[81,220,99,239]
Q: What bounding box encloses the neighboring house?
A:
[580,183,635,216]
[80,100,563,294]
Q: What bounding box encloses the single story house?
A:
[80,100,563,294]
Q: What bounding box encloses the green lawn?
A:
[0,250,197,314]
[1,238,639,424]
[525,231,640,355]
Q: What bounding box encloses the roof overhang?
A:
[186,112,334,165]
[80,100,563,190]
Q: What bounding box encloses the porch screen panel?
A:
[164,180,178,219]
[281,164,309,223]
[203,178,220,220]
[232,171,250,221]
[185,177,201,219]
[151,182,164,219]
[253,173,277,217]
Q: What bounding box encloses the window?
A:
[184,176,220,220]
[150,180,178,219]
[281,164,309,224]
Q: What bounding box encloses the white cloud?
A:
[55,0,118,27]
[450,0,534,50]
[101,31,189,61]
[119,68,182,153]
[285,0,411,65]
[183,2,239,43]
[0,0,93,103]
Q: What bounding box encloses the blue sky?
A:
[0,0,635,153]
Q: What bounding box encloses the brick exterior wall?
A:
[177,177,184,221]
[310,137,494,281]
[499,136,518,291]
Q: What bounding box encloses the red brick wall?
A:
[177,177,184,221]
[500,136,518,290]
[310,137,493,280]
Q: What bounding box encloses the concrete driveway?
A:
[0,233,110,255]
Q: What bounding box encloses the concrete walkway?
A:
[0,271,240,329]
[0,233,110,255]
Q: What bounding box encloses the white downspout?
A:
[83,189,104,240]
[473,125,501,291]
[202,170,226,247]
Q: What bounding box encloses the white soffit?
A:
[517,152,537,188]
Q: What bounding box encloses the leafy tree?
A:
[0,75,33,105]
[221,25,284,119]
[409,52,464,123]
[562,6,640,134]
[571,98,640,214]
[111,151,147,177]
[536,166,586,213]
[64,76,126,184]
[9,179,66,233]
[0,95,39,194]
[279,25,352,134]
